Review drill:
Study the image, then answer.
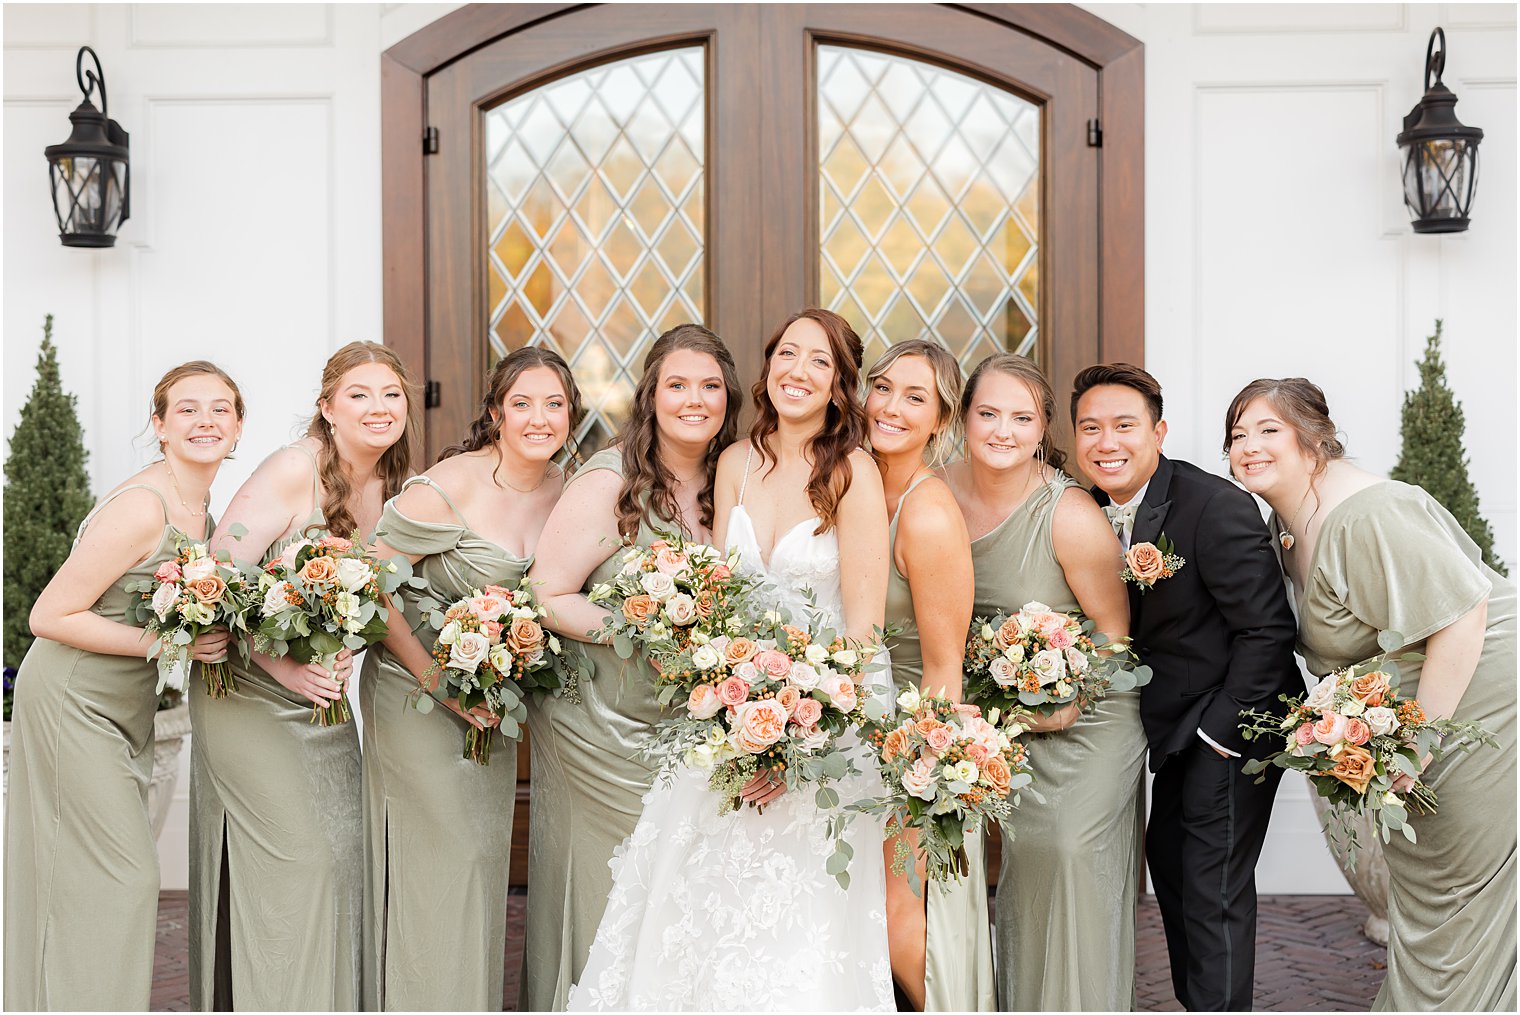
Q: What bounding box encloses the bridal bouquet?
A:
[127,536,256,696]
[1240,631,1497,864]
[863,688,1034,893]
[964,601,1151,722]
[413,581,578,764]
[253,533,413,725]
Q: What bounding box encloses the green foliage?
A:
[4,315,94,678]
[1390,320,1509,576]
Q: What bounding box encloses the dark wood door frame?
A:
[382,2,1144,452]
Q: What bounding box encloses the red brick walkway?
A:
[153,891,1385,1011]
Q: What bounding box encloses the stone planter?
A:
[1309,790,1390,945]
[2,702,191,842]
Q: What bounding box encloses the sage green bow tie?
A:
[1103,503,1137,537]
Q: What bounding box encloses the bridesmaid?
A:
[863,340,993,1011]
[5,361,242,1010]
[192,341,419,1011]
[521,323,740,1010]
[360,348,583,1009]
[1226,378,1515,1011]
[941,353,1144,1011]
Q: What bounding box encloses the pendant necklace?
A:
[1279,487,1314,551]
[164,459,208,520]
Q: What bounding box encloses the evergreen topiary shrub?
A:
[4,315,94,716]
[1390,319,1509,577]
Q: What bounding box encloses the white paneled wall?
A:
[3,4,1514,894]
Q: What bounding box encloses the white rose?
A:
[333,591,361,619]
[437,620,462,646]
[787,661,822,691]
[447,631,490,673]
[182,556,217,582]
[488,643,512,674]
[804,643,829,666]
[152,582,182,623]
[1064,647,1090,674]
[640,571,676,601]
[831,648,858,669]
[900,758,939,801]
[1029,648,1066,686]
[1021,601,1052,615]
[691,644,722,670]
[260,582,292,618]
[1003,644,1026,664]
[619,558,641,576]
[795,723,831,753]
[665,594,698,626]
[1365,706,1399,737]
[896,685,922,713]
[1304,673,1339,711]
[734,660,760,682]
[181,601,215,626]
[949,760,979,785]
[988,655,1019,688]
[336,557,373,593]
[1341,697,1366,717]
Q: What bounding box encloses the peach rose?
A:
[981,754,1012,796]
[733,699,789,753]
[504,617,545,657]
[1293,723,1317,747]
[622,594,657,625]
[717,675,751,708]
[709,563,732,581]
[1048,627,1075,650]
[965,742,991,764]
[653,547,688,576]
[792,697,823,727]
[319,535,353,552]
[688,683,722,720]
[480,620,503,642]
[723,637,758,666]
[1324,743,1377,794]
[752,649,793,680]
[994,618,1023,650]
[444,604,470,622]
[1311,712,1349,746]
[1349,670,1390,708]
[924,724,955,755]
[468,594,509,623]
[154,560,183,583]
[776,686,801,716]
[820,673,857,713]
[481,584,511,598]
[298,555,338,585]
[882,725,912,763]
[1343,718,1372,746]
[186,574,228,607]
[1125,542,1167,584]
[694,593,716,620]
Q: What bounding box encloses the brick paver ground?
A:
[153,890,1386,1011]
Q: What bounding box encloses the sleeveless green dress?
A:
[189,445,364,1010]
[4,485,191,1011]
[358,476,527,1010]
[882,473,997,1012]
[968,473,1147,1011]
[519,447,669,1011]
[1285,481,1515,1011]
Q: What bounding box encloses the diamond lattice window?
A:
[485,48,705,452]
[818,46,1040,372]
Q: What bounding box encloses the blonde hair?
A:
[865,340,965,467]
[963,353,1067,472]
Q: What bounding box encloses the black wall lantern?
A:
[44,46,131,248]
[1397,28,1483,234]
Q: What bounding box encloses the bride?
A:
[568,309,894,1011]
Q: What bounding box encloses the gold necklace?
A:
[163,460,207,519]
[1280,486,1314,551]
[500,460,560,495]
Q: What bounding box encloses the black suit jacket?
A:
[1093,455,1300,771]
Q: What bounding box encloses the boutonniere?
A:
[1121,533,1185,592]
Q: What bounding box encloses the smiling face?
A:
[154,373,243,465]
[865,354,943,459]
[653,347,729,454]
[1228,396,1314,501]
[321,361,408,456]
[765,318,837,427]
[963,370,1044,475]
[492,365,571,463]
[1073,383,1167,504]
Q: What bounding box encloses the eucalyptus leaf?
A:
[414,694,435,715]
[1377,629,1405,653]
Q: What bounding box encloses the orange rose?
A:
[882,726,912,763]
[622,594,657,625]
[1125,543,1167,584]
[1323,743,1378,794]
[1349,670,1390,707]
[981,754,1012,796]
[723,637,758,666]
[505,617,545,656]
[994,618,1023,650]
[186,574,227,607]
[915,718,950,740]
[694,593,716,620]
[299,555,338,584]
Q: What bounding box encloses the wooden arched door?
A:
[382,1,1143,893]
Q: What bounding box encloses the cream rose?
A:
[337,557,375,594]
[831,648,858,669]
[448,631,490,673]
[437,619,462,646]
[1365,706,1399,737]
[804,643,830,666]
[786,661,821,691]
[152,582,182,622]
[1064,647,1090,674]
[182,555,217,582]
[900,757,939,801]
[664,594,698,626]
[691,644,722,671]
[260,582,292,618]
[639,571,676,601]
[795,723,830,753]
[688,683,723,719]
[1304,673,1339,711]
[1029,648,1067,686]
[988,655,1019,688]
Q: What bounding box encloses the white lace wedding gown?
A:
[566,500,894,1012]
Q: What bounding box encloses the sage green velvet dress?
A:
[189,445,364,1011]
[883,473,997,1012]
[1285,481,1516,1012]
[968,473,1147,1012]
[4,485,192,1011]
[520,447,668,1011]
[359,476,526,1010]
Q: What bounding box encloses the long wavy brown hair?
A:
[439,346,585,482]
[611,324,741,539]
[749,308,867,534]
[304,341,421,539]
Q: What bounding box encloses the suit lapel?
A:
[1129,455,1174,549]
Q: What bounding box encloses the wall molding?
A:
[1194,4,1407,36]
[128,3,335,50]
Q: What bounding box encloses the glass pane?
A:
[485,47,706,452]
[818,46,1040,371]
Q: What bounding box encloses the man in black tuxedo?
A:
[1070,364,1300,1011]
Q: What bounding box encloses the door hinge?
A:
[425,380,441,408]
[423,126,440,155]
[1086,118,1103,148]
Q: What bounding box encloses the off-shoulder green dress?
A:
[358,476,527,1010]
[882,473,997,1012]
[189,444,364,1011]
[1285,481,1515,1011]
[968,473,1147,1012]
[5,485,194,1011]
[519,447,668,1011]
